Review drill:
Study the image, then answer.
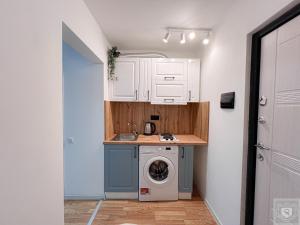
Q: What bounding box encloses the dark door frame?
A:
[245,3,300,225]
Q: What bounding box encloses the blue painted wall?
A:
[63,42,104,199]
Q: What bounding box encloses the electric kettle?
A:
[144,122,156,135]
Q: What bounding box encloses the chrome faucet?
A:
[128,122,138,136]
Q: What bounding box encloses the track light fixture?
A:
[163,32,170,43]
[188,32,196,40]
[202,32,210,45]
[162,28,211,45]
[202,38,210,45]
[180,33,186,44]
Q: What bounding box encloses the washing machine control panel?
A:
[140,146,178,154]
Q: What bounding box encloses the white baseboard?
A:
[178,192,192,199]
[105,192,138,199]
[204,199,223,225]
[64,195,105,200]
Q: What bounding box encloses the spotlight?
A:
[180,33,186,44]
[202,38,210,45]
[202,32,210,45]
[163,32,170,43]
[188,32,196,40]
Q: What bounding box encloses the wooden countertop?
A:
[103,134,207,146]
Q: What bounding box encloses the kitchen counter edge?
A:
[103,134,208,146]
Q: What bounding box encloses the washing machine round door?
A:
[144,156,175,187]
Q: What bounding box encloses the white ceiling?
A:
[84,0,236,55]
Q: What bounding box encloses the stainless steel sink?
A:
[112,133,138,141]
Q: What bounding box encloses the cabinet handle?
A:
[189,90,191,101]
[164,76,175,81]
[147,90,150,101]
[134,147,137,158]
[181,147,185,159]
[135,90,138,101]
[164,99,175,103]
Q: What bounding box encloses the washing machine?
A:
[139,145,178,201]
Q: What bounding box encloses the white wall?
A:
[194,0,297,225]
[62,0,110,199]
[63,0,111,100]
[0,0,109,224]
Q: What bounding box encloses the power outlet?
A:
[151,115,160,120]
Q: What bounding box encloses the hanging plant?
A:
[107,46,120,80]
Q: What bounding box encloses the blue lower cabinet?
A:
[104,145,138,192]
[178,146,194,193]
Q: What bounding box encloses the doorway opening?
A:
[62,23,104,225]
[245,3,300,225]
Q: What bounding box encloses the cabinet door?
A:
[151,58,188,104]
[152,58,187,80]
[187,59,200,102]
[139,58,152,102]
[104,145,138,192]
[151,80,187,104]
[109,58,139,101]
[178,146,194,192]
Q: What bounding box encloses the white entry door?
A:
[254,15,300,225]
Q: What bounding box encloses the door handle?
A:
[258,116,266,124]
[259,96,267,106]
[255,142,270,150]
[181,147,185,159]
[134,146,137,158]
[135,90,138,101]
[189,90,191,101]
[257,153,264,161]
[147,90,150,101]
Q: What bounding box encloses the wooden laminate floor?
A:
[93,196,217,225]
[64,200,98,225]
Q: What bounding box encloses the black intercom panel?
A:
[220,92,235,109]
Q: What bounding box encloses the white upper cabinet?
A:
[187,59,200,102]
[108,58,200,104]
[109,58,140,101]
[139,58,152,102]
[152,58,187,80]
[151,59,188,104]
